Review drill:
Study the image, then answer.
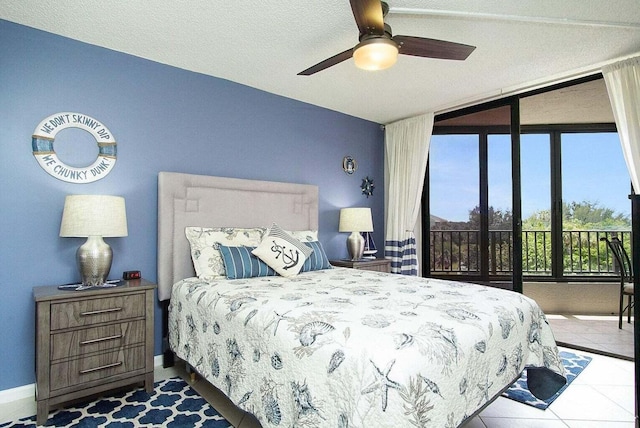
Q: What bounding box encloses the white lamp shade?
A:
[339,207,373,232]
[60,195,128,237]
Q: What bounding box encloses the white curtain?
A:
[602,56,640,424]
[384,113,434,275]
[602,56,640,190]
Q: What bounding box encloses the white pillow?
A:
[286,230,318,242]
[252,223,313,277]
[185,227,266,280]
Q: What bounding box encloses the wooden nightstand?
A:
[331,258,391,273]
[33,279,156,425]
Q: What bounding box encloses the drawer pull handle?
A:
[80,307,122,316]
[80,334,123,345]
[79,361,122,374]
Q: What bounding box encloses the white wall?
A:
[524,282,620,315]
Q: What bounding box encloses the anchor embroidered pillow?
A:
[252,223,313,277]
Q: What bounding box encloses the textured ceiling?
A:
[2,0,639,124]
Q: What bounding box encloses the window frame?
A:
[423,75,623,286]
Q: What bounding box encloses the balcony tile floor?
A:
[547,314,634,360]
[1,346,635,427]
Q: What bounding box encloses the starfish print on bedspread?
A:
[264,310,292,336]
[476,374,494,405]
[361,359,402,411]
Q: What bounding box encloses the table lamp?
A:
[339,207,373,261]
[60,195,128,286]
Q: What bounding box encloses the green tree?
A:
[523,201,629,230]
[431,201,630,275]
[468,206,513,230]
[522,201,630,274]
[522,210,551,230]
[562,200,629,229]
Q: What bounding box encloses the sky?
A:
[429,131,630,223]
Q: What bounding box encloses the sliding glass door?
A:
[426,78,630,284]
[427,103,517,283]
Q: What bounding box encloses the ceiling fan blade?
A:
[350,0,385,36]
[298,48,354,76]
[393,35,476,60]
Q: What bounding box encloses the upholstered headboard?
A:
[157,172,319,301]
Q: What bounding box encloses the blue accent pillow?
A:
[301,241,332,272]
[218,245,276,279]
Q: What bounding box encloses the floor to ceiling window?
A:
[426,103,516,282]
[425,76,630,283]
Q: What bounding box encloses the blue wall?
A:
[0,20,384,390]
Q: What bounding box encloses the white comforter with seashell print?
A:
[169,267,566,428]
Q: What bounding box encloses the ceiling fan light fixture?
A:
[353,37,398,71]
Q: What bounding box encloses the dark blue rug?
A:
[0,378,233,427]
[502,350,592,409]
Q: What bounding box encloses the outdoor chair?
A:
[601,236,634,329]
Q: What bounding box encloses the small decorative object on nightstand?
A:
[331,258,391,273]
[33,279,156,425]
[362,231,377,259]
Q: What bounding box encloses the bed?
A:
[157,171,566,427]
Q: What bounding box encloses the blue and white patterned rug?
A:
[0,378,233,428]
[502,350,592,409]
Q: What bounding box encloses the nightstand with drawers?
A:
[330,258,391,273]
[33,279,156,425]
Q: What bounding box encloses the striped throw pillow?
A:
[301,241,331,272]
[219,245,276,279]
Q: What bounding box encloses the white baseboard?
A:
[0,383,33,404]
[0,355,166,404]
[153,354,164,368]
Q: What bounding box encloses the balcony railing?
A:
[430,229,631,276]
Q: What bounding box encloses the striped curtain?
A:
[384,113,434,275]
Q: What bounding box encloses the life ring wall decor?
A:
[32,112,117,183]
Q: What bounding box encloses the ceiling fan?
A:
[298,0,476,76]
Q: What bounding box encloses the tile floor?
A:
[0,346,635,427]
[548,314,634,360]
